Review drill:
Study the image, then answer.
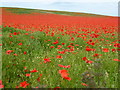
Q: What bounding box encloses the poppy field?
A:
[0,7,119,88]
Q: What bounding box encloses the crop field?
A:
[0,7,119,88]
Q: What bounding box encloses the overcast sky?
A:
[1,0,119,16]
[1,0,119,2]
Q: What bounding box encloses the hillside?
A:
[1,7,112,17]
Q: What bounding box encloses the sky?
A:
[1,0,119,16]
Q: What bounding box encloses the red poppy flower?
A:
[53,40,59,44]
[58,64,70,68]
[44,58,51,63]
[58,51,65,54]
[13,53,18,56]
[0,80,2,85]
[86,60,93,64]
[57,45,62,49]
[30,69,38,73]
[6,50,13,54]
[25,74,31,77]
[24,67,27,69]
[50,46,54,48]
[82,57,88,61]
[25,33,29,35]
[59,70,68,74]
[62,43,65,45]
[19,81,29,88]
[86,47,92,51]
[0,80,4,88]
[93,53,99,57]
[18,43,22,45]
[81,83,88,86]
[63,77,71,81]
[56,55,62,59]
[16,86,19,88]
[24,51,27,54]
[90,42,95,46]
[113,59,120,62]
[9,35,13,37]
[75,44,79,46]
[67,45,72,48]
[37,77,40,82]
[71,37,74,41]
[54,87,60,88]
[59,70,71,81]
[89,39,92,42]
[114,43,120,48]
[13,32,17,35]
[0,84,4,88]
[39,74,42,77]
[57,37,60,39]
[112,49,116,52]
[102,48,109,52]
[54,87,60,90]
[47,39,51,41]
[117,49,120,51]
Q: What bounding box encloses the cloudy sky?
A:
[1,0,119,16]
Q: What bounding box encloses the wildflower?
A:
[16,86,19,88]
[13,53,18,56]
[25,33,29,35]
[24,67,27,69]
[86,46,92,51]
[9,35,13,37]
[30,69,38,73]
[112,49,116,52]
[56,55,62,59]
[81,83,88,86]
[18,43,22,45]
[93,53,99,57]
[54,86,60,90]
[53,40,58,44]
[37,77,40,82]
[23,51,27,54]
[86,60,93,64]
[0,80,4,88]
[82,57,88,61]
[114,43,120,48]
[50,46,54,48]
[57,45,62,49]
[102,48,109,52]
[13,32,17,35]
[19,81,29,88]
[59,70,71,81]
[113,59,120,62]
[58,51,65,54]
[43,58,51,63]
[25,74,31,77]
[58,64,70,68]
[6,50,13,54]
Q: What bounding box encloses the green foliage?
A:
[2,26,118,88]
[5,7,107,17]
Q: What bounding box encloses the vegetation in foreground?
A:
[1,26,119,88]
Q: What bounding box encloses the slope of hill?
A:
[1,7,113,17]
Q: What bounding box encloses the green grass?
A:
[2,26,118,88]
[2,7,110,17]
